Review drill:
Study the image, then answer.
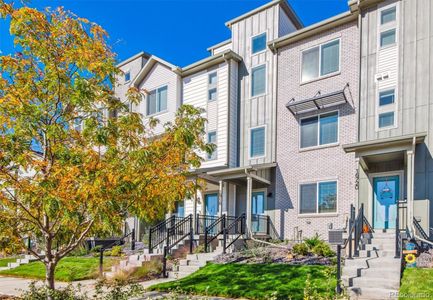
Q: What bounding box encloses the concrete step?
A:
[167,271,191,279]
[350,277,400,290]
[186,252,221,261]
[178,259,206,267]
[348,287,398,300]
[7,262,20,268]
[365,243,395,251]
[174,265,200,273]
[344,257,400,269]
[343,266,401,279]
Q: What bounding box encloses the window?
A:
[147,86,167,116]
[251,65,266,97]
[124,71,131,82]
[300,112,338,149]
[207,131,217,160]
[301,39,340,82]
[252,33,266,54]
[208,72,217,101]
[300,181,337,214]
[250,126,265,158]
[380,29,396,47]
[379,112,395,128]
[379,89,395,106]
[381,7,396,25]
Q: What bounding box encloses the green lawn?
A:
[149,263,336,300]
[0,257,17,268]
[399,268,433,300]
[0,257,114,282]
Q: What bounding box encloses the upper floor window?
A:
[124,71,131,83]
[377,88,396,129]
[251,65,266,97]
[380,29,396,48]
[301,39,340,82]
[252,33,266,54]
[207,131,217,160]
[208,72,217,102]
[147,86,167,116]
[300,111,338,149]
[381,7,396,25]
[250,126,265,158]
[300,181,337,215]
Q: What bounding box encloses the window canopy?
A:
[286,84,349,116]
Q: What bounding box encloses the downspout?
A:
[357,2,362,143]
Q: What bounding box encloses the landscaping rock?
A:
[417,249,433,268]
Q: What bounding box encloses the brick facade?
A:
[275,21,360,240]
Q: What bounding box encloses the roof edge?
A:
[116,51,150,68]
[225,0,302,29]
[131,55,180,87]
[206,39,232,52]
[181,50,242,77]
[268,10,358,52]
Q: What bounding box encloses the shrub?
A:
[312,243,335,258]
[110,246,122,257]
[193,244,205,254]
[304,234,321,250]
[292,243,309,256]
[68,244,89,257]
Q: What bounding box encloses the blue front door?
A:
[373,176,399,229]
[205,193,219,216]
[252,191,265,232]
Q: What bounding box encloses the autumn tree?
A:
[0,1,211,292]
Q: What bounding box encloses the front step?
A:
[348,287,398,300]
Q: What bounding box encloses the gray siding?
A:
[359,0,433,228]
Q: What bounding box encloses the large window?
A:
[251,65,266,97]
[300,111,338,149]
[208,72,218,101]
[207,131,217,160]
[147,86,167,116]
[300,181,337,214]
[301,39,340,82]
[252,33,266,54]
[250,126,265,158]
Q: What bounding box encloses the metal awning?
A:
[286,85,349,115]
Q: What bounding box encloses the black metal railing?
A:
[196,214,219,235]
[162,214,193,277]
[413,217,429,241]
[343,204,365,259]
[395,200,408,258]
[149,215,183,253]
[223,213,246,253]
[99,229,135,276]
[204,215,226,253]
[251,214,268,235]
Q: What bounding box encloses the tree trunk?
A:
[45,261,56,297]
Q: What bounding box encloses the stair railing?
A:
[162,214,193,277]
[148,215,184,254]
[343,203,365,259]
[196,214,219,235]
[204,215,226,253]
[223,213,246,253]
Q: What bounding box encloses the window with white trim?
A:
[207,131,217,160]
[250,126,265,158]
[301,39,340,82]
[252,33,266,54]
[124,71,131,83]
[300,111,338,149]
[300,181,337,214]
[147,86,167,116]
[208,72,217,101]
[379,5,397,49]
[377,88,396,129]
[251,65,266,97]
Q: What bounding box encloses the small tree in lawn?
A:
[0,1,212,293]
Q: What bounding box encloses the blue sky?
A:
[0,0,348,67]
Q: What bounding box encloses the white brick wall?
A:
[275,21,360,240]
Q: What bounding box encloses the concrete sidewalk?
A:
[0,276,175,298]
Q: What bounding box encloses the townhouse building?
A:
[271,12,360,239]
[116,0,302,240]
[117,0,433,243]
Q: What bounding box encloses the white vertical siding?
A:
[229,61,239,167]
[213,42,232,55]
[115,56,146,103]
[278,6,297,37]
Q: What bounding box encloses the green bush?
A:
[68,244,89,257]
[304,234,321,250]
[292,243,309,256]
[312,243,335,257]
[110,246,122,257]
[193,244,205,254]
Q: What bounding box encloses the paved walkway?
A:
[0,276,175,298]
